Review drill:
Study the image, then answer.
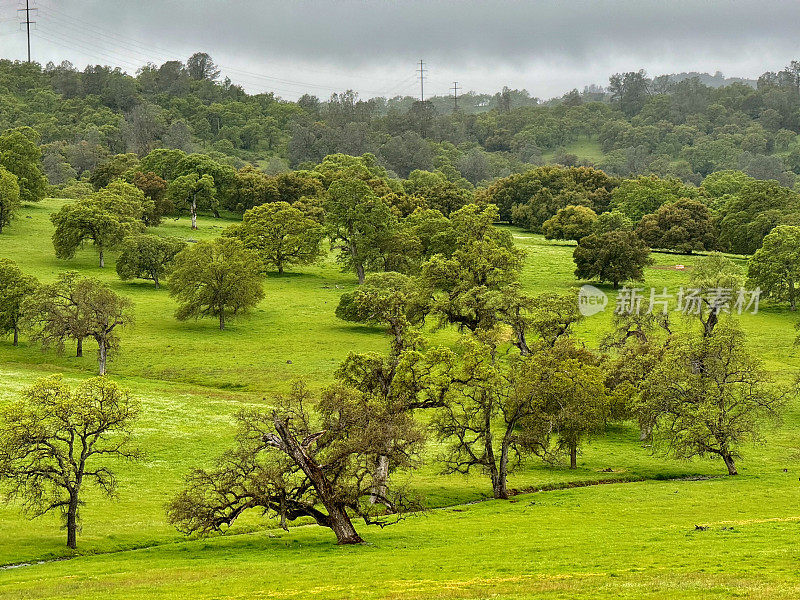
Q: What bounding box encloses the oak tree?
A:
[225,202,325,274]
[0,166,21,233]
[116,234,186,288]
[0,258,37,346]
[167,381,422,544]
[0,375,140,548]
[573,230,653,289]
[168,237,264,330]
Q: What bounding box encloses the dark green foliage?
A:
[481,165,616,226]
[573,230,653,288]
[718,179,800,254]
[636,198,717,253]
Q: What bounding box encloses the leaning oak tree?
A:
[0,375,140,549]
[167,381,423,544]
[168,237,264,330]
[573,230,653,289]
[640,320,788,475]
[225,201,325,275]
[116,234,186,288]
[0,258,37,346]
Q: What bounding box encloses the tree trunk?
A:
[791,283,796,311]
[99,248,105,268]
[76,337,83,357]
[703,308,718,338]
[355,262,365,285]
[722,452,738,475]
[191,198,198,230]
[483,400,507,499]
[153,274,159,289]
[219,310,225,331]
[327,502,364,545]
[273,417,364,544]
[13,326,18,346]
[98,339,107,375]
[66,493,79,549]
[495,440,510,500]
[369,454,390,505]
[278,263,284,275]
[613,281,619,290]
[570,442,577,469]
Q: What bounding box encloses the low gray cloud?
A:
[3,0,799,99]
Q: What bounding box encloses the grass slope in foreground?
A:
[0,199,799,598]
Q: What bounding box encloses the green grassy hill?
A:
[1,200,800,599]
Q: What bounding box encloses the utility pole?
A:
[417,59,426,102]
[18,0,37,63]
[451,81,460,112]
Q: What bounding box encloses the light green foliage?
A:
[520,338,608,469]
[336,272,428,352]
[403,169,472,217]
[0,166,20,233]
[167,173,217,230]
[225,202,324,274]
[748,225,800,310]
[324,178,396,284]
[573,230,653,288]
[422,204,524,331]
[593,209,632,234]
[541,205,598,241]
[0,127,47,204]
[610,175,699,223]
[0,258,37,345]
[116,234,186,288]
[50,185,146,267]
[640,321,786,475]
[168,237,264,330]
[0,375,140,548]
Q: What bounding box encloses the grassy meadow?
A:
[1,198,800,599]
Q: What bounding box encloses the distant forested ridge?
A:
[2,54,800,190]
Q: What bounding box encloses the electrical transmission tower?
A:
[451,81,460,112]
[417,59,427,101]
[17,0,37,63]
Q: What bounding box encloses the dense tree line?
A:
[5,55,800,197]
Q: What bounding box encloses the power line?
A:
[17,0,36,62]
[451,81,460,112]
[417,59,426,101]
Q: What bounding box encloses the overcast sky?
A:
[1,0,798,100]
